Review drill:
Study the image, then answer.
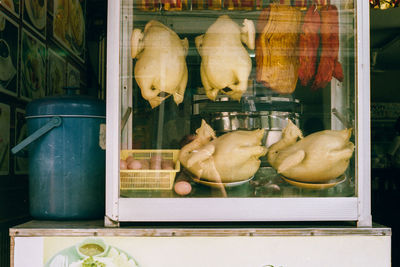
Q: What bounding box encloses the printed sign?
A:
[53,0,85,61]
[13,235,391,267]
[20,29,46,101]
[0,11,19,96]
[0,103,10,175]
[0,0,20,17]
[22,0,47,38]
[47,49,66,95]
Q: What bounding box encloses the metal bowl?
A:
[210,111,300,148]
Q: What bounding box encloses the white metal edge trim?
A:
[356,0,372,227]
[120,0,132,150]
[106,0,121,221]
[127,0,133,149]
[118,198,358,222]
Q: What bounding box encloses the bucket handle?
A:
[11,116,62,155]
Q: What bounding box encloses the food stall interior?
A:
[3,0,400,266]
[117,0,357,201]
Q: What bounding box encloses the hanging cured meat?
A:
[298,5,320,87]
[311,4,344,90]
[256,4,302,94]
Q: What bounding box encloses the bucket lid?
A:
[26,88,106,118]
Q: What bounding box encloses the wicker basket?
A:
[120,149,180,190]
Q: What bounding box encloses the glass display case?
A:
[105,0,371,226]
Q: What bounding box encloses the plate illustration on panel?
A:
[67,63,80,88]
[23,0,46,37]
[20,29,46,101]
[14,108,28,175]
[0,0,19,17]
[44,238,139,267]
[0,11,19,96]
[0,103,10,175]
[68,0,84,55]
[53,0,85,60]
[48,49,66,95]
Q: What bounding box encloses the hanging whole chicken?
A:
[131,20,189,108]
[267,120,354,183]
[195,15,255,101]
[179,120,267,183]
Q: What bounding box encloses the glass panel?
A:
[119,0,356,199]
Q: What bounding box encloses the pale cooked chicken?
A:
[131,20,189,108]
[179,120,267,183]
[267,120,354,183]
[195,15,255,101]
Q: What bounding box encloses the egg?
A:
[161,159,174,170]
[139,159,150,170]
[120,159,127,170]
[125,156,135,164]
[174,181,192,196]
[150,154,163,170]
[127,159,142,170]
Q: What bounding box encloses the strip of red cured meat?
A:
[312,4,344,90]
[298,4,321,86]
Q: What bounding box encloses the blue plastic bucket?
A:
[12,91,106,220]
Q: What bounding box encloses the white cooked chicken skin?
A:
[179,120,267,183]
[131,20,188,108]
[268,120,355,183]
[195,15,255,101]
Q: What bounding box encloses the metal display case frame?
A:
[105,0,371,227]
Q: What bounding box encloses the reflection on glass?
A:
[122,1,357,199]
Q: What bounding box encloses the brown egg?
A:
[150,154,163,170]
[139,159,150,170]
[174,181,192,196]
[120,159,128,170]
[127,159,142,170]
[126,156,135,164]
[161,159,174,170]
